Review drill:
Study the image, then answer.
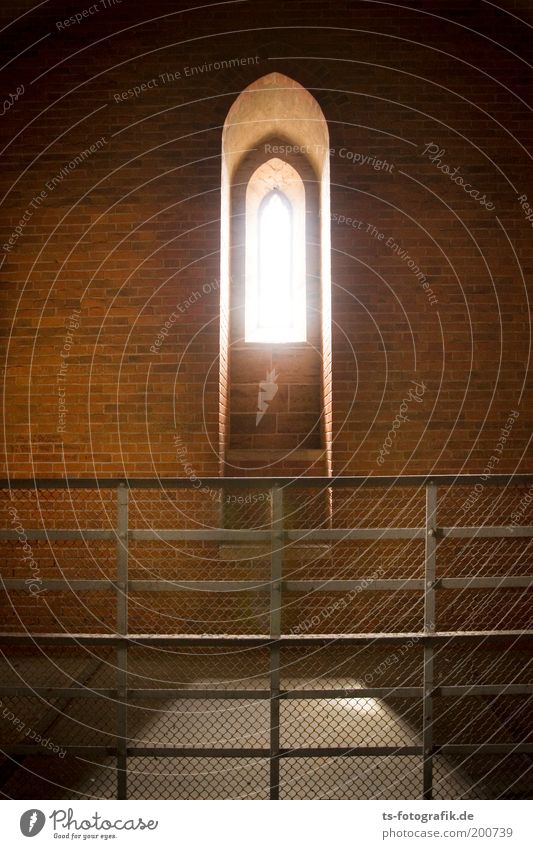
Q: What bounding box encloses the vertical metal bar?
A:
[424,482,437,634]
[116,483,128,800]
[269,485,283,800]
[270,485,283,638]
[422,643,434,800]
[423,481,437,799]
[270,644,281,800]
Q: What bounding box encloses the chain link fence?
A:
[0,475,531,799]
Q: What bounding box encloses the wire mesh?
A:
[283,484,426,530]
[434,638,532,686]
[0,754,117,800]
[128,699,269,749]
[282,588,424,634]
[0,589,116,633]
[129,488,221,531]
[283,539,424,581]
[438,482,533,529]
[222,489,272,530]
[0,478,531,800]
[436,587,532,631]
[433,753,533,800]
[127,757,270,799]
[433,695,532,746]
[1,539,116,582]
[127,590,269,635]
[0,488,117,531]
[279,644,423,689]
[128,486,272,531]
[280,756,422,799]
[128,541,270,582]
[281,697,421,748]
[0,646,115,689]
[0,696,64,748]
[127,645,270,691]
[437,537,532,579]
[0,646,118,755]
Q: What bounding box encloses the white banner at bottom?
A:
[2,799,530,849]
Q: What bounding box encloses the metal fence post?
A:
[116,483,128,800]
[270,485,283,800]
[423,481,437,799]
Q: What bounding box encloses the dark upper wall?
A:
[0,0,531,478]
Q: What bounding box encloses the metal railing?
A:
[0,474,532,800]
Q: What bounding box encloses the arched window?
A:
[220,73,332,473]
[245,169,306,343]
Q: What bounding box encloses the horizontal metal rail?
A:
[1,474,532,488]
[3,577,531,592]
[0,630,531,645]
[0,685,531,698]
[2,744,532,758]
[2,527,532,542]
[441,526,533,538]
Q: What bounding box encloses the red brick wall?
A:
[0,0,531,480]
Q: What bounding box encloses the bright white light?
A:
[246,189,306,343]
[259,193,292,334]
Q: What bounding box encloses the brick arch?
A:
[222,72,330,180]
